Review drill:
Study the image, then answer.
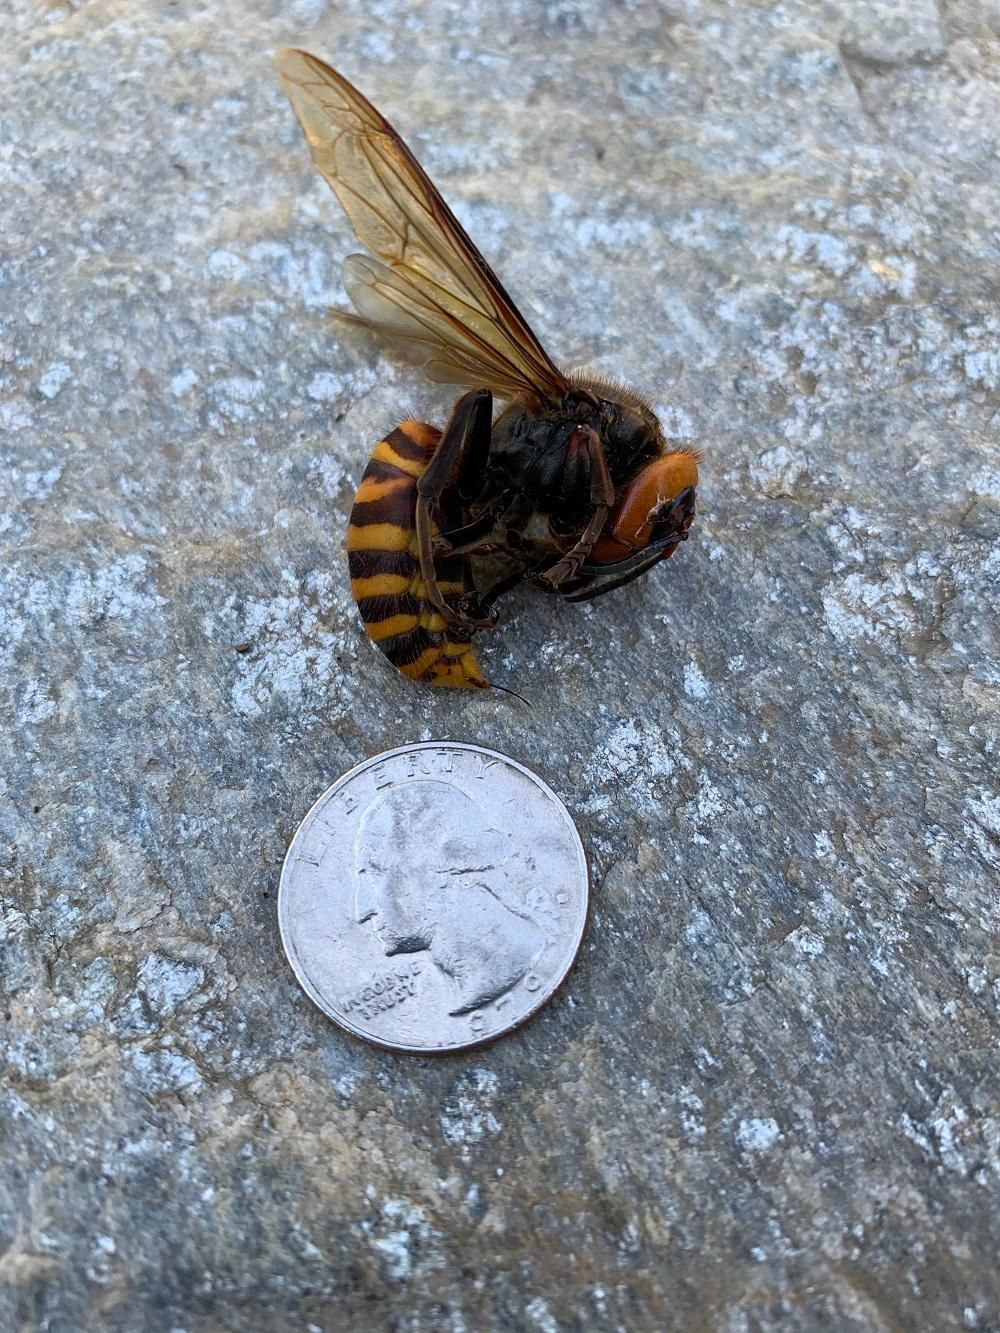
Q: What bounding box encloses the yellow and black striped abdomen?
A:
[347,422,489,689]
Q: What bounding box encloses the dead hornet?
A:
[277,48,700,689]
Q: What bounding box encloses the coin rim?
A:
[277,741,590,1055]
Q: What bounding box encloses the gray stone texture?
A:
[2,0,999,1329]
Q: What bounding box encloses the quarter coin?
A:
[278,742,589,1053]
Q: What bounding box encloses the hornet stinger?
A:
[276,48,700,689]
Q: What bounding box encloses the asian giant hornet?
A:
[277,49,700,689]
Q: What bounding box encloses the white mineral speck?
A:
[526,1297,560,1333]
[37,361,72,399]
[440,1069,501,1160]
[373,1230,412,1279]
[306,371,344,401]
[737,1118,781,1153]
[683,662,711,699]
[207,249,247,281]
[170,368,198,396]
[813,830,834,859]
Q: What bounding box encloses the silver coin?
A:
[278,743,589,1053]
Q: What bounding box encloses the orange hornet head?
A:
[592,450,700,565]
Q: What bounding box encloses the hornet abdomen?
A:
[347,422,489,689]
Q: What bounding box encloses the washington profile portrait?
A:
[352,781,545,1016]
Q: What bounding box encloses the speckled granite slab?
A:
[1,1,998,1329]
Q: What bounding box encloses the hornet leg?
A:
[534,425,615,590]
[430,497,515,557]
[563,534,689,602]
[562,484,697,601]
[415,390,498,631]
[563,545,672,602]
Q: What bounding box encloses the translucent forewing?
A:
[276,48,570,405]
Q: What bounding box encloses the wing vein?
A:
[276,47,569,404]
